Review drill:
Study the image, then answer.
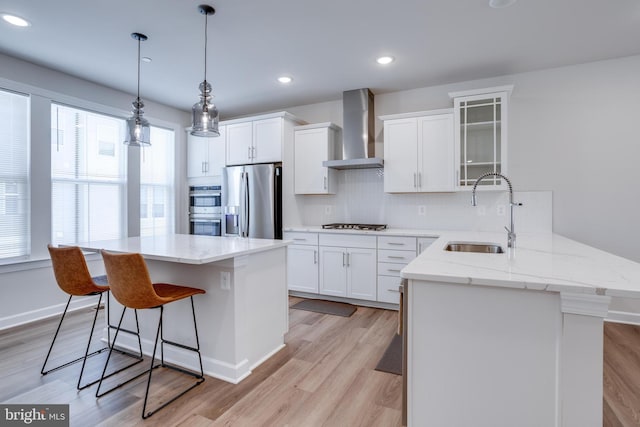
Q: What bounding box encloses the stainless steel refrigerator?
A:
[222,163,282,239]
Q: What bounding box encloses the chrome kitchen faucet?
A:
[471,173,523,249]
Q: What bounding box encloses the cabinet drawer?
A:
[319,233,376,249]
[378,236,416,251]
[377,275,401,304]
[283,231,318,245]
[378,262,405,277]
[378,249,416,264]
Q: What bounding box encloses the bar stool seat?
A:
[43,245,142,390]
[97,250,206,419]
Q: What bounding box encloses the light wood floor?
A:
[2,299,640,426]
[0,297,402,426]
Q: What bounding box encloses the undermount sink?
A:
[444,241,504,254]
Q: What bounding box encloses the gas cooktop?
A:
[321,223,387,231]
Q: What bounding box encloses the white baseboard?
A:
[606,310,640,326]
[0,296,99,331]
[289,291,399,311]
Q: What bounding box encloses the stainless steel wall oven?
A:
[189,185,222,236]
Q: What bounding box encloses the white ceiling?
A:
[1,0,639,119]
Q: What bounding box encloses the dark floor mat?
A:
[375,333,402,375]
[290,299,356,317]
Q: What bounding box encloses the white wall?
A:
[284,55,640,314]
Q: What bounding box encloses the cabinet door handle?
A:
[413,173,417,188]
[347,253,350,267]
[252,146,256,159]
[314,250,317,264]
[342,252,346,267]
[418,243,422,253]
[248,146,252,160]
[324,176,327,190]
[201,162,205,174]
[419,172,422,187]
[205,162,209,173]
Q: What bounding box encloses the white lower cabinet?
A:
[377,236,417,304]
[418,237,437,254]
[319,234,377,300]
[284,232,319,293]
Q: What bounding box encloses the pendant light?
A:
[124,32,151,146]
[191,4,220,137]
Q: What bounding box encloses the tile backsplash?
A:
[297,168,552,233]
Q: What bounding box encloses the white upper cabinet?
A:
[294,123,340,194]
[449,85,513,190]
[226,121,253,166]
[187,125,226,178]
[226,115,294,166]
[382,110,455,193]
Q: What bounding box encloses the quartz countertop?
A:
[402,231,640,299]
[76,234,290,265]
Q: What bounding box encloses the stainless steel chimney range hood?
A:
[323,88,384,170]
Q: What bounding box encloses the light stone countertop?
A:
[402,230,640,299]
[76,234,290,265]
[285,226,640,298]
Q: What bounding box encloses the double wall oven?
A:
[189,185,222,236]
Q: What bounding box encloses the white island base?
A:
[407,280,609,427]
[79,235,289,384]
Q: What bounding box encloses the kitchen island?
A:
[401,231,640,427]
[77,234,290,384]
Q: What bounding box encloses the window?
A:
[140,127,174,236]
[0,89,29,259]
[51,104,126,245]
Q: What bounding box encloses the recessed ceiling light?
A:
[277,76,292,84]
[489,0,517,8]
[142,56,152,63]
[1,13,30,27]
[376,56,395,65]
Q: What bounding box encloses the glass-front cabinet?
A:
[450,86,513,189]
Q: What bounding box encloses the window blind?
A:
[51,104,126,245]
[140,127,175,236]
[0,89,29,259]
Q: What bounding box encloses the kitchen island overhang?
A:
[401,231,640,427]
[76,234,291,384]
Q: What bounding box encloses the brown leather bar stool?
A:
[97,250,206,419]
[43,245,143,390]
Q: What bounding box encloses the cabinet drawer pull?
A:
[386,268,402,272]
[387,288,400,293]
[292,238,306,241]
[387,256,406,259]
[387,242,405,246]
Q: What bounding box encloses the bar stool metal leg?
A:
[141,297,205,419]
[41,293,108,382]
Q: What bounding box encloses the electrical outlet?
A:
[476,205,486,216]
[220,271,231,290]
[497,205,506,216]
[418,205,426,216]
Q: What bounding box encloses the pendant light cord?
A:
[137,37,141,101]
[203,13,208,84]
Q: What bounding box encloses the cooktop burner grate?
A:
[321,223,387,231]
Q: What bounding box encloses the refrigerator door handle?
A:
[242,171,250,237]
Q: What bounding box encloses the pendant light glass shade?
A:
[191,5,220,137]
[124,32,151,147]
